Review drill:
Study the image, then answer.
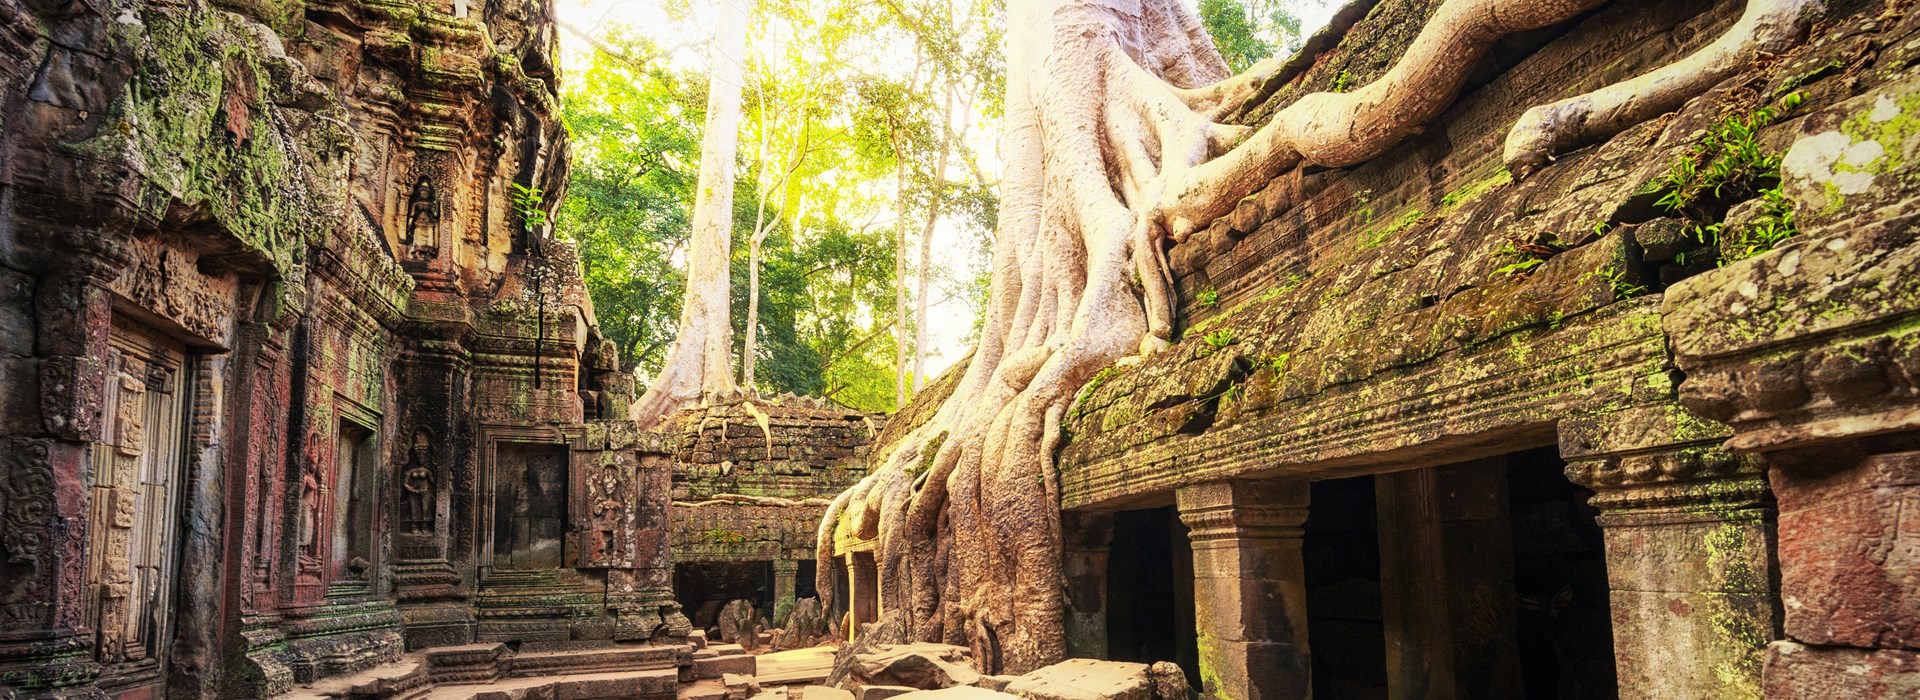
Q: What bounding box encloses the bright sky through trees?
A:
[551,0,1334,407]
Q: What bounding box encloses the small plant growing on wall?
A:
[511,183,550,231]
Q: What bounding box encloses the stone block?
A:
[695,650,757,679]
[799,686,853,700]
[856,685,920,700]
[680,679,728,700]
[1764,642,1920,698]
[889,688,1021,700]
[1004,659,1151,700]
[1773,452,1920,649]
[850,643,979,690]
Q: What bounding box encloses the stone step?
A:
[280,656,431,700]
[754,646,835,686]
[507,642,689,678]
[421,666,681,700]
[424,643,509,685]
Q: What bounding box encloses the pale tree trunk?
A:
[819,0,1821,675]
[629,0,749,426]
[890,130,911,407]
[893,53,926,409]
[911,85,959,392]
[743,76,774,389]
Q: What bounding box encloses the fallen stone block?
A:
[696,651,758,679]
[723,672,762,700]
[1004,659,1151,700]
[974,676,1017,693]
[680,679,729,700]
[856,685,919,700]
[851,643,979,690]
[799,685,854,700]
[889,687,1022,700]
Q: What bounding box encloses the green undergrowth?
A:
[1639,95,1805,266]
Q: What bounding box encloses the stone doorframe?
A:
[474,423,577,579]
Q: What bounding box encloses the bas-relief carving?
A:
[110,236,240,347]
[585,454,632,566]
[404,176,441,259]
[402,430,437,535]
[0,440,53,628]
[298,431,325,573]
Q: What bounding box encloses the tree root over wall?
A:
[818,0,1821,675]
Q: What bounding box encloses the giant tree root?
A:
[818,0,1821,676]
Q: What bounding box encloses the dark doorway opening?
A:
[492,442,569,570]
[1106,506,1198,684]
[796,559,819,600]
[1304,475,1388,699]
[676,561,775,631]
[1508,446,1616,699]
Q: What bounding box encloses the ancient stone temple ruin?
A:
[0,0,722,694]
[8,0,1920,692]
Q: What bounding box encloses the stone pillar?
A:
[0,237,123,695]
[1063,511,1115,659]
[849,552,878,638]
[1177,479,1311,700]
[391,326,476,649]
[1375,460,1523,699]
[1560,406,1775,700]
[773,559,800,625]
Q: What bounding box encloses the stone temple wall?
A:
[1040,0,1920,696]
[665,398,878,627]
[0,0,690,695]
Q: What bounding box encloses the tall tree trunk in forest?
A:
[911,86,958,393]
[629,0,749,426]
[890,125,911,407]
[743,72,777,390]
[893,53,926,408]
[818,0,1820,676]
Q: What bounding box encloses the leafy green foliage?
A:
[1491,233,1568,277]
[1198,0,1317,72]
[1203,328,1237,348]
[1197,287,1220,307]
[1640,101,1803,267]
[512,184,550,231]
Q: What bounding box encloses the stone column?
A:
[849,552,879,637]
[391,328,477,649]
[1063,511,1115,659]
[1375,460,1523,699]
[0,246,119,695]
[773,559,800,625]
[1560,406,1775,700]
[1177,479,1311,700]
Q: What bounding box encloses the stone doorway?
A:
[85,321,191,673]
[1364,449,1617,699]
[675,561,774,630]
[491,442,570,570]
[1505,447,1615,699]
[1304,476,1387,699]
[1105,506,1198,685]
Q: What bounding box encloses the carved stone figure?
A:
[589,462,629,562]
[298,433,323,569]
[404,176,440,257]
[402,432,436,534]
